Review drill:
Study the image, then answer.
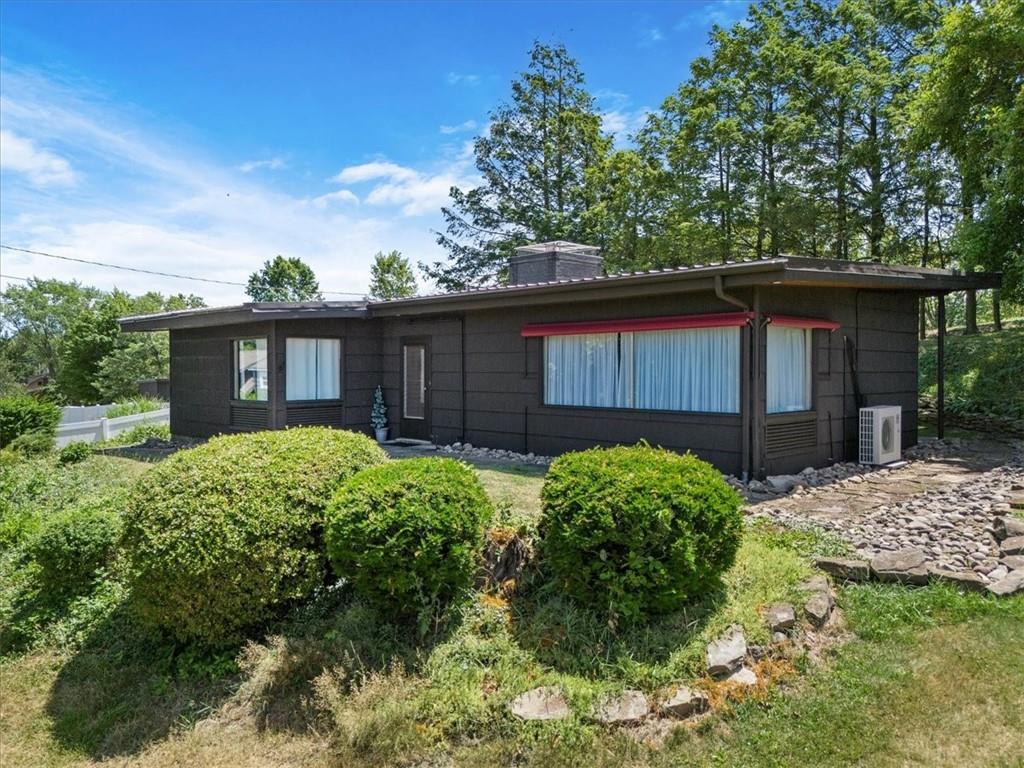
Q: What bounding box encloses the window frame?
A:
[283,335,344,404]
[539,326,742,416]
[231,337,270,404]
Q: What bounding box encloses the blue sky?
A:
[0,1,748,303]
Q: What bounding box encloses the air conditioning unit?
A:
[859,406,901,464]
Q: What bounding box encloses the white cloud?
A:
[446,72,481,86]
[330,159,476,217]
[309,189,360,208]
[0,65,459,303]
[595,91,651,147]
[675,1,747,31]
[0,129,76,186]
[440,119,477,135]
[238,156,287,173]
[638,26,664,47]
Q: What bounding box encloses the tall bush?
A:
[0,395,60,449]
[540,445,743,622]
[325,458,492,617]
[121,427,386,645]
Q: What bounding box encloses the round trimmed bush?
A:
[121,427,387,645]
[58,441,93,465]
[540,445,743,621]
[29,490,124,592]
[325,458,493,615]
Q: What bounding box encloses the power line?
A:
[0,244,365,297]
[0,273,32,283]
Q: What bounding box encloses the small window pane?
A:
[767,326,811,413]
[403,344,425,419]
[287,338,340,401]
[544,333,628,408]
[236,339,268,401]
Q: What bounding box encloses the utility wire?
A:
[0,244,365,297]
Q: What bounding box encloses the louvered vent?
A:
[230,404,268,431]
[766,417,817,456]
[287,404,344,428]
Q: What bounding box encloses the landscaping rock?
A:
[594,690,649,724]
[767,474,802,493]
[706,625,747,676]
[987,570,1024,597]
[926,566,989,593]
[815,557,871,582]
[800,575,830,594]
[659,686,708,719]
[999,535,1024,557]
[999,555,1024,571]
[508,687,570,721]
[871,549,930,585]
[726,666,758,686]
[992,516,1024,542]
[1009,494,1024,510]
[772,631,788,644]
[765,603,796,633]
[804,593,833,627]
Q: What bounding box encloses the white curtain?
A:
[287,338,340,400]
[767,326,810,413]
[634,327,739,413]
[544,333,629,407]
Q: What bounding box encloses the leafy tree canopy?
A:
[246,255,322,302]
[368,250,417,300]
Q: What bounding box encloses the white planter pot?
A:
[375,427,389,443]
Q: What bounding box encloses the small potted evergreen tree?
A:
[371,385,389,443]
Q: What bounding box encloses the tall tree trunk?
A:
[867,106,884,261]
[835,102,848,261]
[965,291,978,334]
[992,289,1002,331]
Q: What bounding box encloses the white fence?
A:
[55,408,170,447]
[59,404,117,425]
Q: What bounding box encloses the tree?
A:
[368,250,417,299]
[246,256,322,302]
[0,279,103,387]
[424,42,612,290]
[912,0,1024,318]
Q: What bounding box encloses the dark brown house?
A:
[120,242,997,479]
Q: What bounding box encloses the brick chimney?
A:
[508,241,604,286]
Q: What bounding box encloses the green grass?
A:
[2,451,1022,768]
[919,325,1024,420]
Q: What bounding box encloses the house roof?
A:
[119,255,1000,331]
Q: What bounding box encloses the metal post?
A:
[937,293,946,439]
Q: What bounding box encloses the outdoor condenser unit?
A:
[859,406,902,465]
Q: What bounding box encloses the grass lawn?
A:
[2,453,1023,768]
[919,325,1024,421]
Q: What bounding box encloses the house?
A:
[119,242,998,479]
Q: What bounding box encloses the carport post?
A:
[937,293,946,440]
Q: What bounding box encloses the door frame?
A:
[399,336,431,441]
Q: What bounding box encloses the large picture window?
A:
[286,338,341,401]
[767,325,811,413]
[235,338,268,401]
[544,327,740,413]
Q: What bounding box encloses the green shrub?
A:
[58,441,93,465]
[7,430,55,456]
[28,490,124,592]
[101,423,171,447]
[326,458,493,617]
[121,427,387,645]
[0,395,60,449]
[540,445,744,623]
[105,398,164,419]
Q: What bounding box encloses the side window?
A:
[766,326,811,413]
[234,338,269,401]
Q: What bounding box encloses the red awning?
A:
[768,314,841,331]
[520,311,755,337]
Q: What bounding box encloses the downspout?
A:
[752,288,765,480]
[715,275,752,481]
[460,313,467,442]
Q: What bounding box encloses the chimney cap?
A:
[514,240,601,258]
